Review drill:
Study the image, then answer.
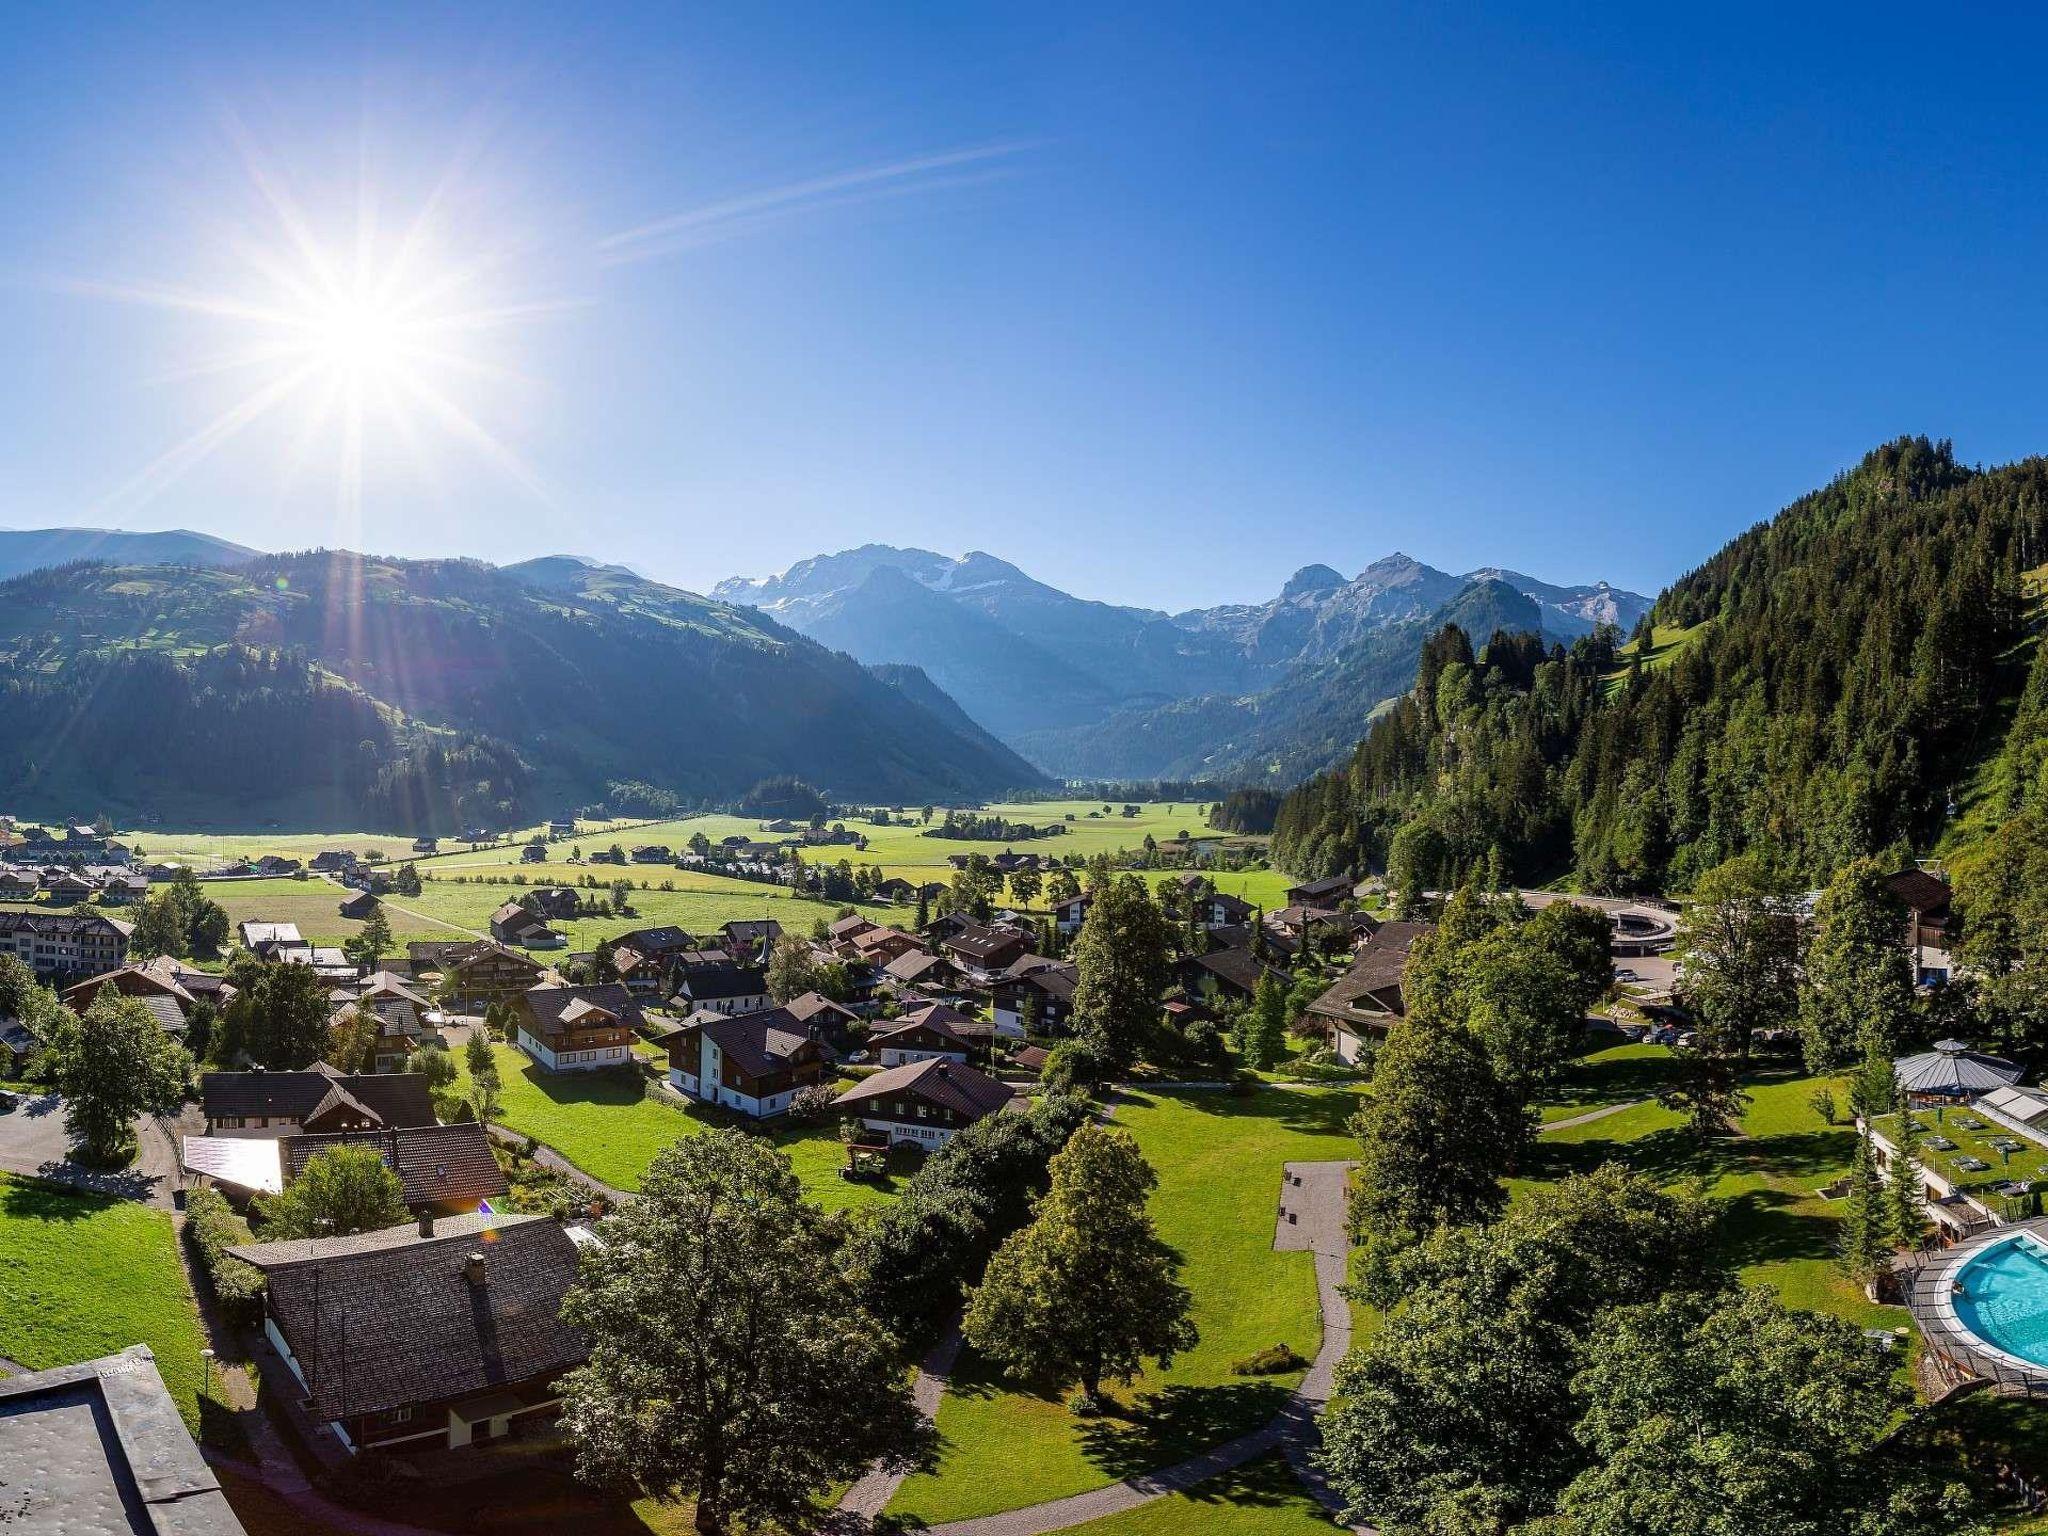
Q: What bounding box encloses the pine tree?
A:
[1888,1107,1926,1252]
[1837,1128,1893,1293]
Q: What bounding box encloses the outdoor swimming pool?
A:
[1955,1232,2048,1367]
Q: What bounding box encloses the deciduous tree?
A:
[561,1132,929,1535]
[1068,875,1172,1071]
[259,1144,408,1238]
[963,1124,1196,1407]
[44,993,191,1164]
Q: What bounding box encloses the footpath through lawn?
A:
[887,1085,1362,1526]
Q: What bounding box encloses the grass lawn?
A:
[1533,1042,1687,1123]
[1599,621,1708,698]
[0,1173,211,1431]
[888,1085,1361,1526]
[1523,1065,1904,1328]
[1865,1107,2048,1204]
[461,1044,901,1215]
[1059,1452,1342,1536]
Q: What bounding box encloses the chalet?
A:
[1013,1043,1052,1077]
[1182,944,1291,1006]
[0,867,37,898]
[238,920,304,958]
[781,990,863,1050]
[670,961,772,1015]
[338,889,380,920]
[882,949,953,992]
[666,1007,833,1118]
[61,960,201,1035]
[0,908,131,980]
[529,887,585,920]
[434,941,553,1009]
[1304,920,1431,1064]
[1052,892,1094,936]
[718,918,783,960]
[520,844,547,863]
[95,871,151,905]
[899,1000,997,1047]
[232,1213,585,1453]
[873,877,917,903]
[412,836,439,854]
[614,924,693,956]
[871,1013,974,1067]
[549,818,577,836]
[923,910,979,944]
[1283,874,1353,907]
[488,900,565,949]
[990,959,1077,1038]
[835,1057,1015,1149]
[942,923,1032,978]
[199,1065,435,1135]
[43,869,97,903]
[344,975,434,1069]
[828,913,879,948]
[254,855,302,877]
[1,1013,39,1074]
[283,1121,507,1212]
[631,844,672,863]
[311,850,357,873]
[848,925,924,964]
[516,983,641,1071]
[1888,866,1955,984]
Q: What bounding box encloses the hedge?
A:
[183,1187,266,1326]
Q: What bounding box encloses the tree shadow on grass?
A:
[1130,1085,1361,1141]
[1,1171,124,1221]
[513,1061,650,1111]
[1072,1381,1292,1482]
[1715,1186,1841,1269]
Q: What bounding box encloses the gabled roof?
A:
[232,1216,583,1422]
[1886,867,1953,916]
[872,1014,975,1052]
[884,950,948,984]
[522,982,643,1039]
[200,1067,435,1128]
[282,1121,508,1209]
[674,963,769,1002]
[677,1008,827,1077]
[1286,874,1353,902]
[835,1056,1015,1122]
[1190,945,1288,995]
[783,991,860,1026]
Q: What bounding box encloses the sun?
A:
[302,288,411,383]
[71,121,573,528]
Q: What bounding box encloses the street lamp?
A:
[200,1347,215,1397]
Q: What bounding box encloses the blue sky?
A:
[3,3,2046,610]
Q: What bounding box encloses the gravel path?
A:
[917,1160,1371,1536]
[838,1324,965,1519]
[483,1120,634,1205]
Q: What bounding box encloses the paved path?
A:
[917,1161,1371,1536]
[838,1324,965,1520]
[1540,1098,1649,1132]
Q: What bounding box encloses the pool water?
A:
[1957,1234,2048,1365]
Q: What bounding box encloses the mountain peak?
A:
[1280,563,1346,600]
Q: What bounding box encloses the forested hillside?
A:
[1274,438,2048,893]
[0,552,1045,829]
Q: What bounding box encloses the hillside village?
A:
[11,768,2048,1536]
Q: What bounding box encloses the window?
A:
[392,1405,414,1424]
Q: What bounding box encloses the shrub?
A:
[1230,1342,1308,1376]
[184,1187,265,1325]
[788,1082,840,1124]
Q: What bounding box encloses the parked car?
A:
[1614,967,1641,983]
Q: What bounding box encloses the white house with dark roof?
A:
[835,1056,1015,1149]
[664,1007,834,1118]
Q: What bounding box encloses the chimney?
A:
[418,1210,434,1239]
[465,1251,486,1287]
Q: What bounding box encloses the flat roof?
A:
[0,1345,246,1535]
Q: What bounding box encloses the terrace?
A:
[1869,1106,2048,1227]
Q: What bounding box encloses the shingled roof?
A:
[282,1122,507,1209]
[835,1056,1015,1122]
[232,1215,585,1422]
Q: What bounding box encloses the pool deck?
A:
[1907,1217,2048,1392]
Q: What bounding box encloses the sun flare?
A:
[71,122,570,528]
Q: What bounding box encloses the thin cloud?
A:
[596,140,1032,265]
